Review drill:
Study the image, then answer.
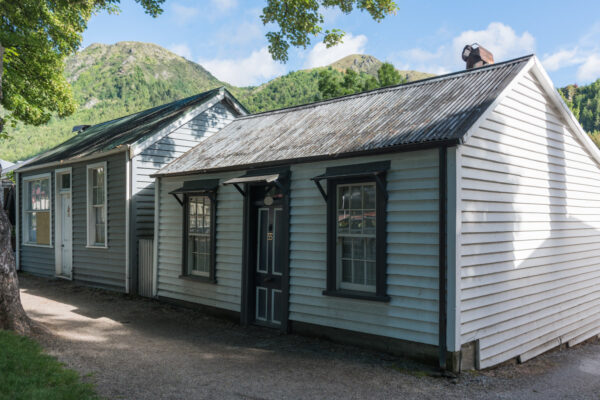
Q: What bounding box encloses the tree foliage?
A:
[262,0,398,62]
[318,62,405,100]
[559,81,600,147]
[0,0,164,136]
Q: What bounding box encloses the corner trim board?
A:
[438,146,448,370]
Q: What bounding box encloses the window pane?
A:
[189,205,197,232]
[338,186,349,210]
[366,262,376,286]
[350,186,362,209]
[341,237,352,259]
[364,210,376,234]
[36,211,50,245]
[29,212,37,242]
[350,210,362,234]
[337,211,349,233]
[363,184,376,209]
[352,260,365,284]
[366,238,376,261]
[61,174,70,189]
[352,237,364,260]
[341,259,352,283]
[94,207,105,244]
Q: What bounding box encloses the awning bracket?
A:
[232,183,247,197]
[171,193,184,206]
[312,178,327,202]
[374,173,388,201]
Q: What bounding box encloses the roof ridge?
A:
[84,87,222,130]
[237,54,535,120]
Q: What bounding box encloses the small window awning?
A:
[169,179,219,205]
[223,173,284,196]
[222,174,280,185]
[311,161,390,202]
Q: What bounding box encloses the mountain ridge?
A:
[5,41,594,162]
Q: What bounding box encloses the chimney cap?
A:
[462,43,494,69]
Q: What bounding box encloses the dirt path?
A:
[19,274,600,400]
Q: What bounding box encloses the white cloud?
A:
[305,33,368,68]
[199,47,286,86]
[211,0,237,12]
[393,22,535,74]
[169,43,192,60]
[171,3,199,25]
[451,22,535,64]
[542,48,581,71]
[577,54,600,82]
[539,24,600,83]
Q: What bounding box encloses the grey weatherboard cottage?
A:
[15,88,247,294]
[153,55,600,371]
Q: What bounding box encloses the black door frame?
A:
[240,167,291,332]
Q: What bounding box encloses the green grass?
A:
[0,330,99,400]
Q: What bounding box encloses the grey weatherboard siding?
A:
[72,152,127,290]
[18,152,126,290]
[133,102,237,238]
[155,150,441,345]
[17,89,244,294]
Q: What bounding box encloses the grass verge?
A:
[0,330,99,400]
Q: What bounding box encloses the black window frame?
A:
[181,190,217,283]
[322,166,389,302]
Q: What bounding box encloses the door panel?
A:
[60,193,72,277]
[253,195,285,327]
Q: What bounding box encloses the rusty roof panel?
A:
[25,88,230,168]
[157,56,532,176]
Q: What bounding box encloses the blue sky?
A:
[81,0,600,87]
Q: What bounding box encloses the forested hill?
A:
[559,82,600,146]
[0,42,432,162]
[3,41,598,162]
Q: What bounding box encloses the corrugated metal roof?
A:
[25,88,230,168]
[158,56,532,176]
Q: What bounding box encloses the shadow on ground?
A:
[18,273,600,400]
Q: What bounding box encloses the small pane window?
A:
[61,174,70,190]
[186,195,213,277]
[87,164,107,247]
[336,183,377,293]
[23,176,51,246]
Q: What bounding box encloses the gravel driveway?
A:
[19,273,600,400]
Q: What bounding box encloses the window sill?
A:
[85,245,108,249]
[178,275,216,284]
[322,290,390,302]
[22,243,53,249]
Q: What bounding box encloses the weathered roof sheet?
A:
[157,56,532,176]
[24,88,233,168]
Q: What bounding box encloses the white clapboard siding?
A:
[460,71,600,368]
[289,150,440,346]
[156,172,243,312]
[133,102,237,238]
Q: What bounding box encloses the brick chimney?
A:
[462,44,494,69]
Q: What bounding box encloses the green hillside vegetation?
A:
[329,54,433,82]
[559,81,600,147]
[0,43,433,162]
[3,42,600,162]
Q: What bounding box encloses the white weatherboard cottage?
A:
[14,88,247,294]
[152,55,600,371]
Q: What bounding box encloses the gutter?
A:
[14,147,128,174]
[438,145,448,370]
[152,139,461,179]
